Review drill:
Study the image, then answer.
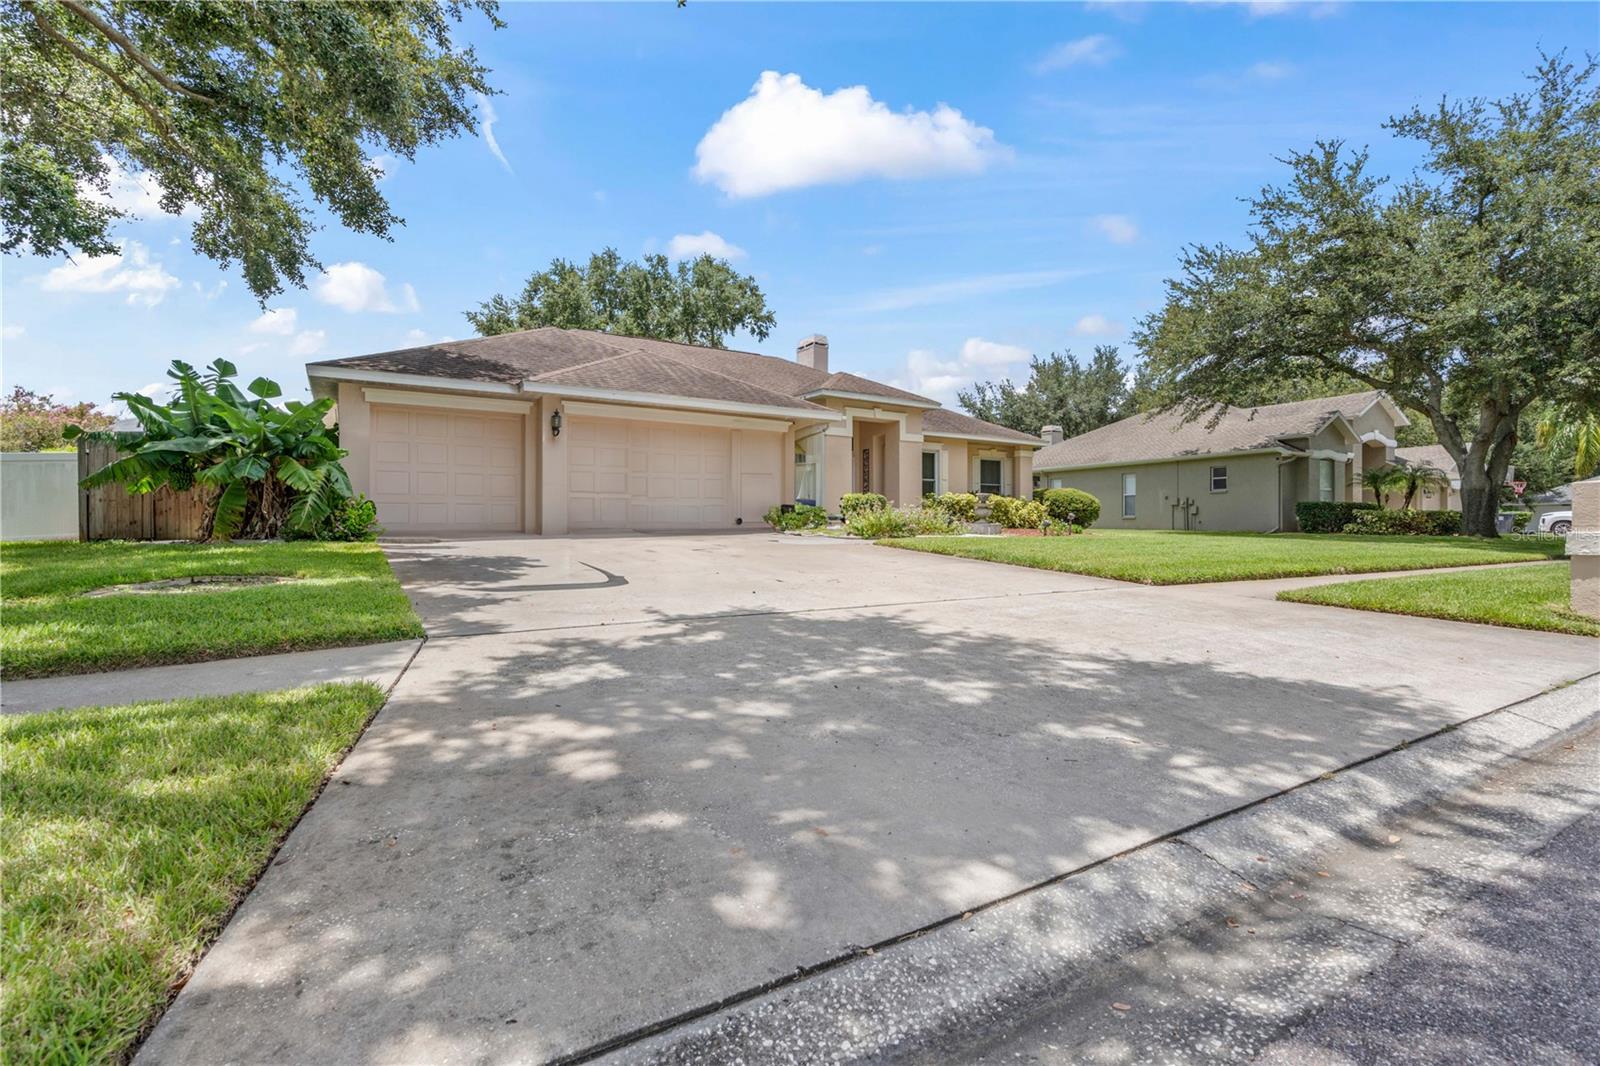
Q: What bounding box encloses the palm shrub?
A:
[1396,463,1451,509]
[1040,488,1101,528]
[66,359,354,541]
[1360,465,1406,508]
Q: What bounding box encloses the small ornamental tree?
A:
[1135,55,1600,537]
[68,359,353,540]
[0,386,114,451]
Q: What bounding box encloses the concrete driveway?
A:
[138,533,1599,1065]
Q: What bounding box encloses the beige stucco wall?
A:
[1572,477,1599,619]
[732,428,785,527]
[1039,453,1286,531]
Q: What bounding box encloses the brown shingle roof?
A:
[312,325,966,417]
[921,408,1043,445]
[1033,391,1387,470]
[1395,444,1458,479]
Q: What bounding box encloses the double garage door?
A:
[370,405,523,533]
[368,404,779,533]
[567,419,733,530]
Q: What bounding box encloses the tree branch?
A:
[59,0,214,103]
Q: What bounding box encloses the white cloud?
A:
[862,243,885,256]
[1090,213,1139,244]
[693,71,1008,198]
[249,308,298,335]
[289,330,327,357]
[39,241,180,307]
[1246,60,1295,81]
[856,269,1085,313]
[665,231,747,261]
[1072,313,1122,336]
[315,262,417,314]
[2,323,23,340]
[476,93,512,173]
[1033,35,1121,74]
[405,328,431,345]
[367,154,397,182]
[890,337,1034,405]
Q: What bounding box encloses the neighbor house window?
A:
[1122,473,1137,518]
[1210,465,1228,493]
[979,458,1002,495]
[1318,459,1335,502]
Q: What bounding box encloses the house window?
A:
[979,458,1002,495]
[1318,459,1335,502]
[1210,465,1228,493]
[794,434,821,506]
[921,451,938,498]
[1122,473,1137,518]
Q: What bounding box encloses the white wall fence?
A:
[1,452,80,540]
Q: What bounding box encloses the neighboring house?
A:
[1524,482,1573,524]
[307,329,1039,535]
[1391,445,1462,511]
[1031,391,1410,532]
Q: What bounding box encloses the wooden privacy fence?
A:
[78,437,208,541]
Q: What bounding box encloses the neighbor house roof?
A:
[1394,444,1458,479]
[1033,391,1393,471]
[308,326,1031,441]
[921,408,1043,444]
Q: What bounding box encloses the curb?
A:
[592,675,1600,1065]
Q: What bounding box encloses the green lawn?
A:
[0,540,424,679]
[879,529,1567,585]
[1,683,388,1064]
[1277,561,1597,637]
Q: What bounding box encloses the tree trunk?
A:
[1458,472,1500,537]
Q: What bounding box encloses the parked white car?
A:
[1538,510,1573,535]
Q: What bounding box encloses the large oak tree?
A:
[1134,55,1599,536]
[3,0,500,301]
[466,248,776,348]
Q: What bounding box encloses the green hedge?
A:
[1295,500,1379,533]
[763,503,829,531]
[987,495,1048,529]
[840,492,887,518]
[1040,488,1101,528]
[925,491,978,522]
[1341,509,1464,536]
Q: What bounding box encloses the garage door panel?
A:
[570,415,732,530]
[370,405,524,533]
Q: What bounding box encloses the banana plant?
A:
[67,359,354,540]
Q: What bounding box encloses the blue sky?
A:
[4,1,1595,412]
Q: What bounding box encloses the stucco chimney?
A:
[1041,425,1064,446]
[796,334,829,374]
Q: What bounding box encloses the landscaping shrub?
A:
[846,505,960,539]
[287,493,381,541]
[926,491,978,522]
[987,495,1047,530]
[1040,488,1101,528]
[762,503,828,531]
[1505,510,1534,533]
[1340,509,1464,536]
[1295,500,1379,533]
[839,492,887,518]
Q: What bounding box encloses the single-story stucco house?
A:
[1031,390,1412,532]
[306,329,1040,535]
[1391,444,1463,511]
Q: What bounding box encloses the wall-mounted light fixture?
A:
[550,410,563,438]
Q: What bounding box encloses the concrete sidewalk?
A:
[0,639,422,716]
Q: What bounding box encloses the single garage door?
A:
[370,405,523,532]
[568,417,730,530]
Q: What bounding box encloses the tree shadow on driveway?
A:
[136,600,1598,1066]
